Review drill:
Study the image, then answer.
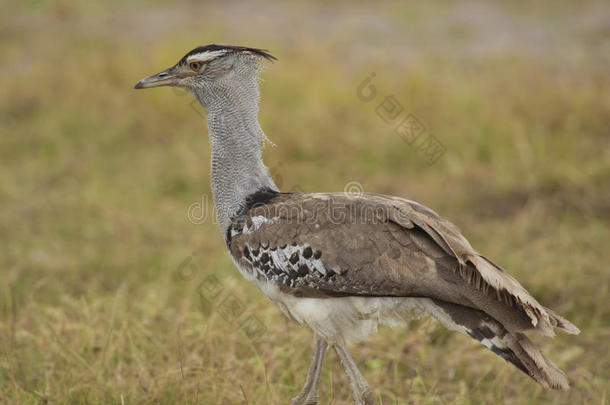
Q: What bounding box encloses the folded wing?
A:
[228,192,579,337]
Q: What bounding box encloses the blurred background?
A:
[1,0,609,403]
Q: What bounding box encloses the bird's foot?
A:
[290,393,318,405]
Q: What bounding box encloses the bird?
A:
[134,44,580,405]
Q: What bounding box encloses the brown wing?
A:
[228,192,579,336]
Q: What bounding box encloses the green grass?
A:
[1,1,609,403]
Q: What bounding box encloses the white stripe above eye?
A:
[186,50,230,63]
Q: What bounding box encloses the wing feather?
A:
[228,192,579,336]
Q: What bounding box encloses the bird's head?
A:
[134,44,276,93]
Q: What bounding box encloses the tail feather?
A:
[428,299,571,391]
[544,306,581,335]
[502,332,569,390]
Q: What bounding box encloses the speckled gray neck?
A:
[193,60,277,233]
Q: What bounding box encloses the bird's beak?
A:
[134,67,178,89]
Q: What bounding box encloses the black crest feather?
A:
[180,44,277,64]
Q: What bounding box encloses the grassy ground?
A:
[1,0,609,403]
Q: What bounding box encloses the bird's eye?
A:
[189,62,202,72]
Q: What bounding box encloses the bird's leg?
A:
[290,334,328,405]
[333,344,374,405]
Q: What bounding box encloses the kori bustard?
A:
[135,44,579,404]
